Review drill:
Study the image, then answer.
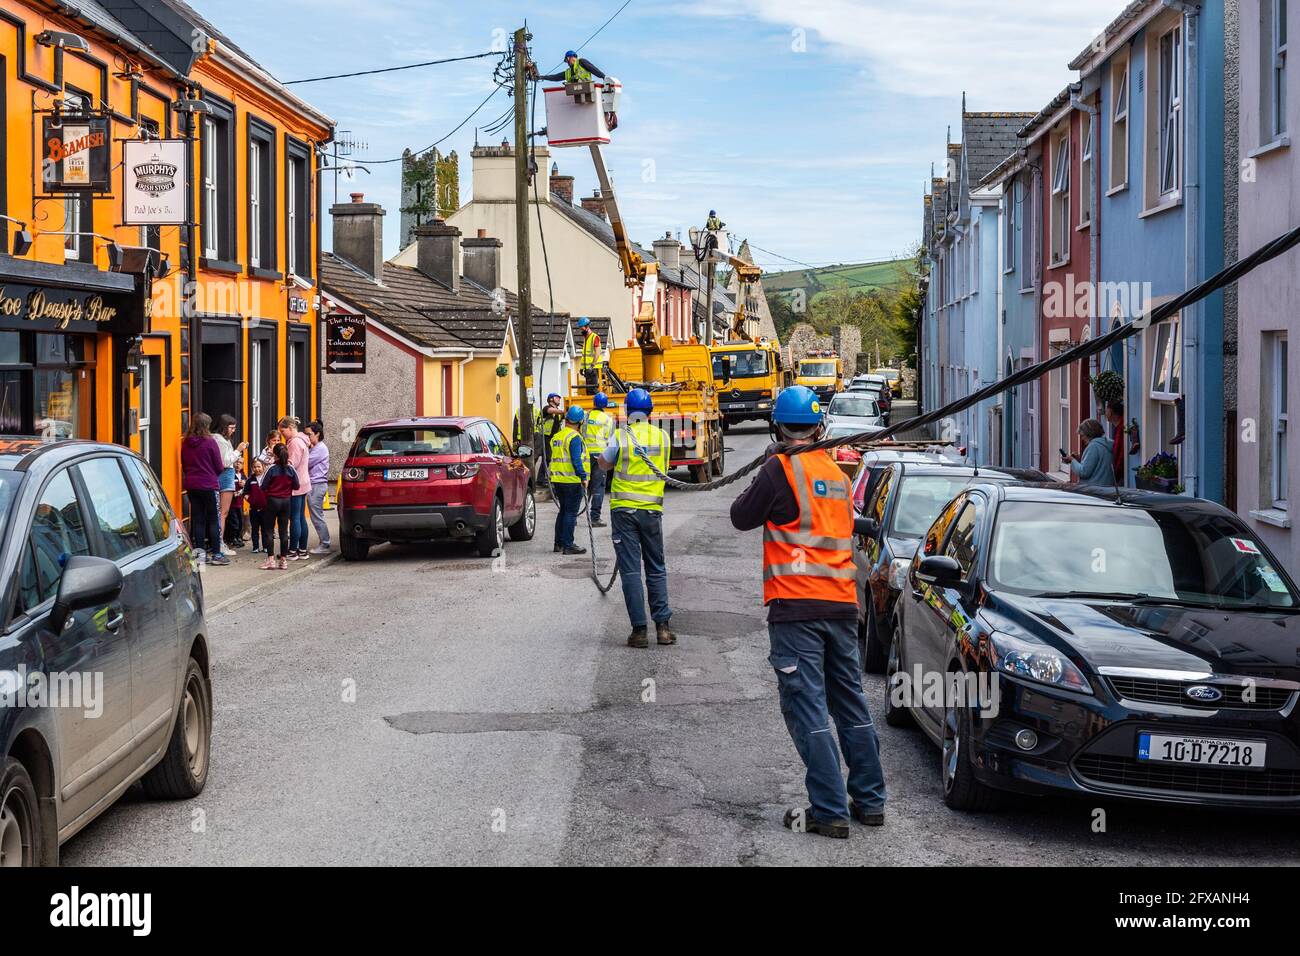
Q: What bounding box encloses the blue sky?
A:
[192,0,1120,269]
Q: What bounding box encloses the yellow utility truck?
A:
[795,351,845,405]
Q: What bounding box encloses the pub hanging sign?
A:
[39,113,111,193]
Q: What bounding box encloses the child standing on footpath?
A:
[246,458,268,553]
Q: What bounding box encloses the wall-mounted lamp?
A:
[108,244,164,277]
[172,97,211,116]
[0,214,33,256]
[35,30,89,53]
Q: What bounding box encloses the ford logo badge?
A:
[1185,684,1223,702]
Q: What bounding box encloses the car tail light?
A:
[343,466,368,481]
[448,463,480,479]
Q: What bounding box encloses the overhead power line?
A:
[283,50,502,85]
[348,84,506,165]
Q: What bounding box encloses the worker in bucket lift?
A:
[729,385,887,838]
[549,404,589,556]
[705,210,725,233]
[577,317,602,391]
[599,388,675,649]
[584,391,616,528]
[533,52,618,129]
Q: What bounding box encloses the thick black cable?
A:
[623,219,1300,490]
[283,51,501,85]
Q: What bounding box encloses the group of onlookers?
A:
[180,413,332,568]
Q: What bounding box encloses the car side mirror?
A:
[517,444,533,459]
[916,554,962,589]
[853,515,880,538]
[49,555,123,634]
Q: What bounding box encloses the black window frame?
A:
[246,114,278,278]
[284,134,312,282]
[199,93,237,270]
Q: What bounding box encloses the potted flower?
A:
[1135,452,1179,492]
[1090,369,1124,408]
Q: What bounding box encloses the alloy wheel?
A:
[942,697,960,794]
[183,674,210,781]
[0,784,33,868]
[524,493,536,536]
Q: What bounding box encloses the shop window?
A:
[248,117,277,272]
[285,137,312,280]
[76,457,148,560]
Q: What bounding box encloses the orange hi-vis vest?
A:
[762,449,857,605]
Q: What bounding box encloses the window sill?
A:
[1047,256,1071,270]
[1105,182,1129,197]
[1139,196,1182,219]
[1249,508,1292,529]
[1076,220,1092,232]
[200,258,242,275]
[1247,136,1290,160]
[1019,287,1035,295]
[248,266,282,281]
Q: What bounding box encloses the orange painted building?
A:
[0,0,332,509]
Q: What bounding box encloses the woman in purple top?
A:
[303,421,333,554]
[180,412,228,565]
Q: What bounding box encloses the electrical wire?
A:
[348,83,506,165]
[283,50,502,85]
[538,0,635,73]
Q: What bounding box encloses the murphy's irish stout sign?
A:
[123,140,187,225]
[40,114,111,192]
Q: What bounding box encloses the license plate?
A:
[383,468,428,481]
[1137,732,1266,769]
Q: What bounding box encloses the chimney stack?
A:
[462,231,503,291]
[580,194,606,220]
[415,219,461,292]
[652,231,680,271]
[551,164,575,205]
[330,192,385,279]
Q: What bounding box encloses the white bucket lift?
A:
[543,77,622,147]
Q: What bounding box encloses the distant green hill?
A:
[762,257,912,304]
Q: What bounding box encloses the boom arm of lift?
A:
[705,248,763,343]
[588,144,660,352]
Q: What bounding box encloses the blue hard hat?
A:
[546,392,561,401]
[709,209,716,216]
[773,386,823,425]
[566,405,586,424]
[565,50,578,59]
[593,391,609,409]
[626,388,653,415]
[577,316,590,328]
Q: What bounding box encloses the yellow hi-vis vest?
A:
[584,409,613,458]
[581,330,601,370]
[610,420,669,512]
[548,425,584,484]
[565,62,593,83]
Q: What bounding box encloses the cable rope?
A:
[282,50,502,85]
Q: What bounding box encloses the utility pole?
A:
[513,26,536,456]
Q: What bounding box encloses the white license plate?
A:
[1137,732,1266,769]
[383,468,428,481]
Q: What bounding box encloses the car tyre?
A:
[476,496,505,557]
[941,684,1002,812]
[0,757,42,867]
[883,624,914,728]
[339,532,370,561]
[508,487,537,541]
[861,603,887,674]
[140,657,211,800]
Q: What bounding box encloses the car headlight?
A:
[888,558,910,591]
[989,632,1092,694]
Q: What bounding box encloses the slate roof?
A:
[962,112,1037,187]
[1018,84,1080,142]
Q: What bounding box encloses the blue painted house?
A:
[1070,0,1227,499]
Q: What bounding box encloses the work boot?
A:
[782,807,849,839]
[656,621,677,645]
[562,545,587,556]
[627,626,649,648]
[591,518,606,528]
[554,544,563,553]
[849,801,885,827]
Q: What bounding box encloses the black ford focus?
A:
[888,481,1300,812]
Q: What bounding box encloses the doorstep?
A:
[200,508,340,616]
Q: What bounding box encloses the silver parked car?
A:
[823,392,885,437]
[0,439,212,866]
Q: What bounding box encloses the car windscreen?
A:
[0,471,19,542]
[800,362,836,377]
[891,474,987,537]
[987,501,1299,609]
[713,349,769,378]
[827,397,878,418]
[359,428,465,456]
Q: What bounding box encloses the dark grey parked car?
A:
[0,439,212,866]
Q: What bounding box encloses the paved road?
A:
[63,423,1300,865]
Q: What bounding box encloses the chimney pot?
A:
[350,192,364,203]
[477,228,487,239]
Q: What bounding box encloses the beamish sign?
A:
[123,140,187,225]
[40,113,111,193]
